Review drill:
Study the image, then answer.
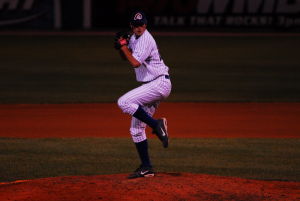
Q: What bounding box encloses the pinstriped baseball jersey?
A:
[128,29,169,82]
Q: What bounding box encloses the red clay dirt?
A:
[1,102,300,138]
[1,102,300,201]
[0,173,299,201]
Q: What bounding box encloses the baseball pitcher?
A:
[114,11,172,179]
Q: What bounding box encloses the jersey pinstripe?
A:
[128,30,169,82]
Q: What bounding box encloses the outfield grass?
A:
[0,138,299,182]
[0,35,300,103]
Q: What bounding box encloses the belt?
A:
[142,75,170,84]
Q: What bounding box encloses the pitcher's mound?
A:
[0,173,299,201]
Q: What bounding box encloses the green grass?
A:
[1,138,299,182]
[0,35,300,103]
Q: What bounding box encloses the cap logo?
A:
[134,13,143,20]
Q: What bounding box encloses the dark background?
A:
[0,0,299,31]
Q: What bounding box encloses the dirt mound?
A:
[0,173,299,201]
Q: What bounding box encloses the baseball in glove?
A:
[114,31,131,50]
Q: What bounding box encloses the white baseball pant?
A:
[118,75,171,143]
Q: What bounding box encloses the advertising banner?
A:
[92,0,300,29]
[0,0,299,30]
[0,0,59,29]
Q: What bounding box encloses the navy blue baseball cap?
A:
[130,11,147,27]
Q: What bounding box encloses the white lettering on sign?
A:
[225,16,273,26]
[278,16,300,27]
[190,16,222,26]
[197,0,230,14]
[197,0,300,14]
[277,0,300,13]
[0,0,34,10]
[154,16,186,26]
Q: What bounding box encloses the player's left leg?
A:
[118,76,171,147]
[128,105,156,179]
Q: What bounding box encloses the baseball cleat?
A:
[127,166,155,179]
[153,118,169,148]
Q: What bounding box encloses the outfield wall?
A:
[0,0,299,31]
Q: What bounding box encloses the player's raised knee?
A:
[117,97,139,115]
[117,97,126,110]
[117,97,131,114]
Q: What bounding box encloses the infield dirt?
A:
[1,102,300,138]
[0,173,299,201]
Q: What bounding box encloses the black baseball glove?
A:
[114,30,131,50]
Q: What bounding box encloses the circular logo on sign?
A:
[134,13,143,20]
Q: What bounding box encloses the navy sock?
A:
[133,106,158,129]
[135,140,152,168]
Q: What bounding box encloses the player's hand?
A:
[114,38,128,50]
[114,31,131,50]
